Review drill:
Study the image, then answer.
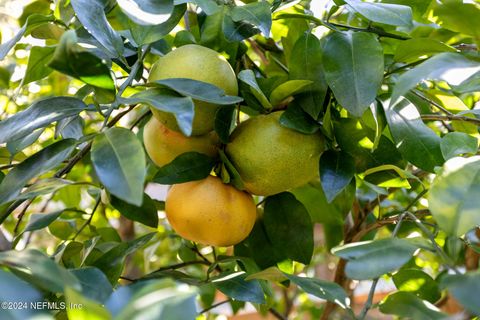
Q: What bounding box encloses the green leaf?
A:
[289,32,327,119]
[440,132,478,160]
[91,128,145,206]
[385,99,444,172]
[110,193,159,228]
[279,102,321,134]
[70,0,124,58]
[0,96,89,144]
[284,273,350,309]
[393,269,441,303]
[441,271,480,315]
[128,4,186,45]
[0,139,76,205]
[23,46,55,84]
[320,150,355,203]
[212,272,265,304]
[323,31,384,117]
[238,70,271,109]
[394,38,456,63]
[0,249,80,293]
[24,209,65,232]
[65,287,111,320]
[230,2,272,36]
[0,270,43,320]
[17,178,73,201]
[344,0,413,27]
[121,88,195,136]
[429,156,480,237]
[215,105,235,144]
[48,30,115,90]
[379,292,447,320]
[0,14,54,59]
[391,53,480,104]
[153,78,243,105]
[264,192,314,265]
[70,267,113,303]
[153,152,215,184]
[269,80,313,106]
[332,238,424,280]
[7,129,44,155]
[431,1,480,44]
[117,0,173,26]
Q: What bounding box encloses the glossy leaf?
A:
[238,70,271,109]
[429,156,480,237]
[23,46,55,84]
[153,152,216,184]
[393,269,441,303]
[212,272,265,304]
[110,193,159,228]
[0,96,88,144]
[23,209,65,232]
[332,238,425,280]
[320,150,355,203]
[0,139,76,205]
[394,38,456,63]
[7,129,44,155]
[264,192,314,265]
[230,1,272,36]
[380,292,447,319]
[70,267,113,303]
[385,99,444,172]
[391,53,480,104]
[279,102,321,134]
[344,0,413,27]
[432,2,480,43]
[269,80,312,106]
[285,273,349,309]
[91,128,145,206]
[440,132,478,160]
[441,271,480,315]
[323,31,384,117]
[215,105,236,143]
[117,0,173,26]
[17,178,73,201]
[70,0,124,58]
[153,78,243,105]
[48,30,115,90]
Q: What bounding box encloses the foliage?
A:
[0,0,480,319]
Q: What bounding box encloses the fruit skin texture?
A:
[148,44,238,136]
[165,176,257,247]
[226,112,325,196]
[143,117,219,168]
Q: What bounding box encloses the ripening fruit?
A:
[148,44,238,136]
[143,117,219,168]
[165,176,257,246]
[226,111,325,196]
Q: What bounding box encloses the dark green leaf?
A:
[440,132,478,160]
[289,32,327,118]
[117,0,173,26]
[17,178,73,201]
[121,88,195,136]
[70,0,124,57]
[385,99,444,172]
[48,30,115,90]
[230,2,272,36]
[91,128,145,206]
[284,273,349,309]
[213,272,265,304]
[153,78,243,105]
[380,292,447,319]
[344,0,413,27]
[153,152,215,184]
[0,96,88,144]
[7,129,44,155]
[23,46,55,84]
[0,249,80,293]
[264,192,314,265]
[111,193,158,228]
[441,271,480,315]
[70,267,113,303]
[215,105,236,144]
[332,238,424,280]
[0,14,54,60]
[0,139,76,205]
[391,53,480,104]
[24,209,65,232]
[429,156,480,237]
[393,268,441,303]
[279,102,321,134]
[323,31,384,117]
[320,150,355,203]
[237,70,271,109]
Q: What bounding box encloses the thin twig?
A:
[199,299,231,314]
[411,89,453,115]
[421,114,480,126]
[269,307,288,320]
[71,195,101,241]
